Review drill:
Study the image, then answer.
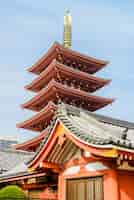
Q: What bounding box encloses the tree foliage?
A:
[0,185,27,200]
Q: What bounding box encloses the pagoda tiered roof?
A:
[22,80,114,112]
[28,42,108,75]
[17,102,57,132]
[15,128,49,152]
[16,42,114,152]
[26,59,111,93]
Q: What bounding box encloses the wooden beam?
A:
[40,161,62,173]
[22,183,57,190]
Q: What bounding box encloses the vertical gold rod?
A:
[63,10,72,48]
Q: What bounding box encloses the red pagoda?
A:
[15,40,113,152]
[0,10,134,200]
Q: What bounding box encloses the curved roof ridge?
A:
[27,103,134,169]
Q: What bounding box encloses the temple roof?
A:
[0,170,46,184]
[27,42,108,75]
[0,149,41,183]
[55,104,134,148]
[26,60,110,93]
[22,80,114,112]
[0,149,34,173]
[27,103,134,169]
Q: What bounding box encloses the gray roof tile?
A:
[0,149,34,174]
[55,103,134,149]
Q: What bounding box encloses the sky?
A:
[0,0,134,142]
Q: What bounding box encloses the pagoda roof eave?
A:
[16,101,57,132]
[0,171,46,184]
[25,59,111,93]
[27,42,109,75]
[14,129,48,151]
[22,80,114,112]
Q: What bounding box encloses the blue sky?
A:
[0,1,134,142]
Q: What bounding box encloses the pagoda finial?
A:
[63,9,72,48]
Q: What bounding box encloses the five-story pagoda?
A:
[15,10,114,152]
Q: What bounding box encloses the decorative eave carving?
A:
[27,42,108,75]
[22,80,114,112]
[26,59,111,93]
[117,161,134,171]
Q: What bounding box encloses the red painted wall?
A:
[104,170,119,200]
[118,171,134,200]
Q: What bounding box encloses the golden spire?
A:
[63,9,72,48]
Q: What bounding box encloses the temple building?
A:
[0,11,134,200]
